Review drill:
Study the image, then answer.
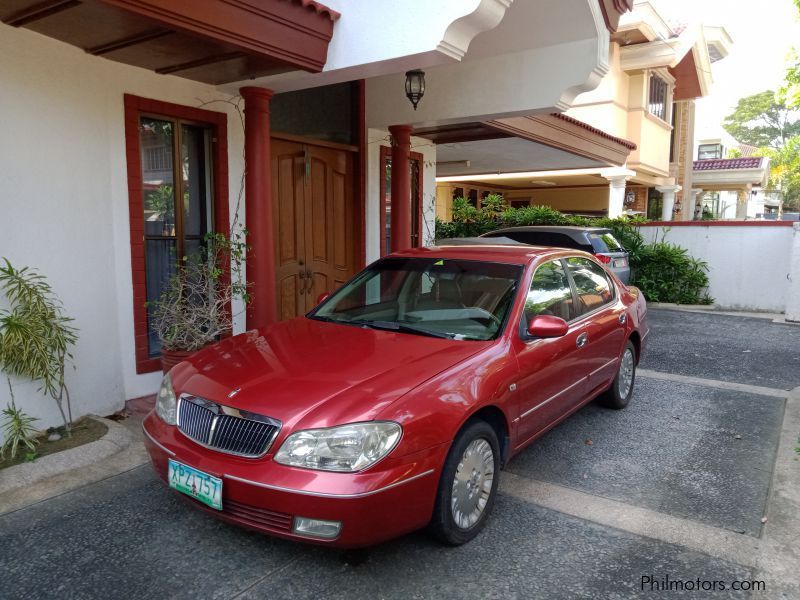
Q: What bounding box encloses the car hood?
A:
[173,317,490,430]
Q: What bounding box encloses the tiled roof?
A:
[551,113,638,150]
[292,0,340,20]
[693,157,764,171]
[737,144,759,158]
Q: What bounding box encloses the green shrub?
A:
[632,243,712,304]
[435,203,711,304]
[1,401,39,461]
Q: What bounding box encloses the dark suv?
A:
[481,226,630,283]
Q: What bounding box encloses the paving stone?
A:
[507,377,784,536]
[0,467,754,600]
[640,309,800,390]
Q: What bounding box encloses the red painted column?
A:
[389,124,412,252]
[240,86,276,329]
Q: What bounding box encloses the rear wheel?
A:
[599,340,636,409]
[429,420,500,545]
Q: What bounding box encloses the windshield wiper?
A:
[351,319,455,339]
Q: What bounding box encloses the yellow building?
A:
[436,1,732,222]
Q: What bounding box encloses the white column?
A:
[736,188,750,220]
[600,168,636,218]
[689,188,703,221]
[656,185,682,221]
[786,223,800,322]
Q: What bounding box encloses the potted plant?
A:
[149,230,249,373]
[0,258,79,455]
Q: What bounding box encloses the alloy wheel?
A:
[617,347,635,399]
[450,438,495,530]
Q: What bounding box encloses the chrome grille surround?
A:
[176,394,281,458]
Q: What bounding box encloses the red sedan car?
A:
[143,245,648,547]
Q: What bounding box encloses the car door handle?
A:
[619,313,627,325]
[576,332,589,348]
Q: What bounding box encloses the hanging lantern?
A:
[404,70,426,110]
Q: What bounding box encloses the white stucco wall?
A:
[365,129,437,264]
[0,26,246,432]
[637,225,795,312]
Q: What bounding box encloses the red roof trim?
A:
[551,113,637,150]
[290,0,340,21]
[693,158,764,171]
[597,0,634,32]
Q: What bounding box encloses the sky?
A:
[655,0,800,140]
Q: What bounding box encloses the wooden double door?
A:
[272,137,358,320]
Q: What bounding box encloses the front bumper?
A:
[142,412,446,548]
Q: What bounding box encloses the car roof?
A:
[483,226,611,234]
[389,244,572,265]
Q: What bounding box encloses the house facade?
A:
[0,0,634,433]
[434,0,731,222]
[689,130,773,220]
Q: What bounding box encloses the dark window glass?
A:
[648,74,669,121]
[647,188,663,220]
[566,257,614,316]
[501,231,584,251]
[139,117,213,357]
[270,82,358,145]
[524,260,574,322]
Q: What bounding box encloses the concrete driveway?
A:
[1,309,798,599]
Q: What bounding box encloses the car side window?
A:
[565,257,614,316]
[524,260,574,323]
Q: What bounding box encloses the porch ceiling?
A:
[0,0,338,84]
[416,113,635,178]
[438,171,608,189]
[434,138,609,179]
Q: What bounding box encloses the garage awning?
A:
[0,0,340,84]
[415,113,636,178]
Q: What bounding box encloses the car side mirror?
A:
[316,292,330,305]
[526,314,569,338]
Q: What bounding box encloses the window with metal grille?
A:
[698,143,723,160]
[648,74,669,122]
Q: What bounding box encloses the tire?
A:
[429,420,500,545]
[599,340,637,410]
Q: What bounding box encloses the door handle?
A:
[619,313,627,325]
[576,332,589,348]
[304,268,313,294]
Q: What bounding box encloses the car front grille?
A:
[222,499,293,532]
[177,395,281,458]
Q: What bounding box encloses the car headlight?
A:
[155,373,177,425]
[274,421,402,472]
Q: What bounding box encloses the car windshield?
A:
[309,257,522,341]
[588,231,624,253]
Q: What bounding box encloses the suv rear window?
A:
[588,231,624,253]
[494,232,587,251]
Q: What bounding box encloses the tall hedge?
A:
[435,196,712,305]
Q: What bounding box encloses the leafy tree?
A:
[784,1,800,108]
[755,139,800,211]
[722,91,800,149]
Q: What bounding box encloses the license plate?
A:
[614,258,628,268]
[168,459,223,510]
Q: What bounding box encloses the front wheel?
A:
[429,420,500,545]
[599,340,637,409]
